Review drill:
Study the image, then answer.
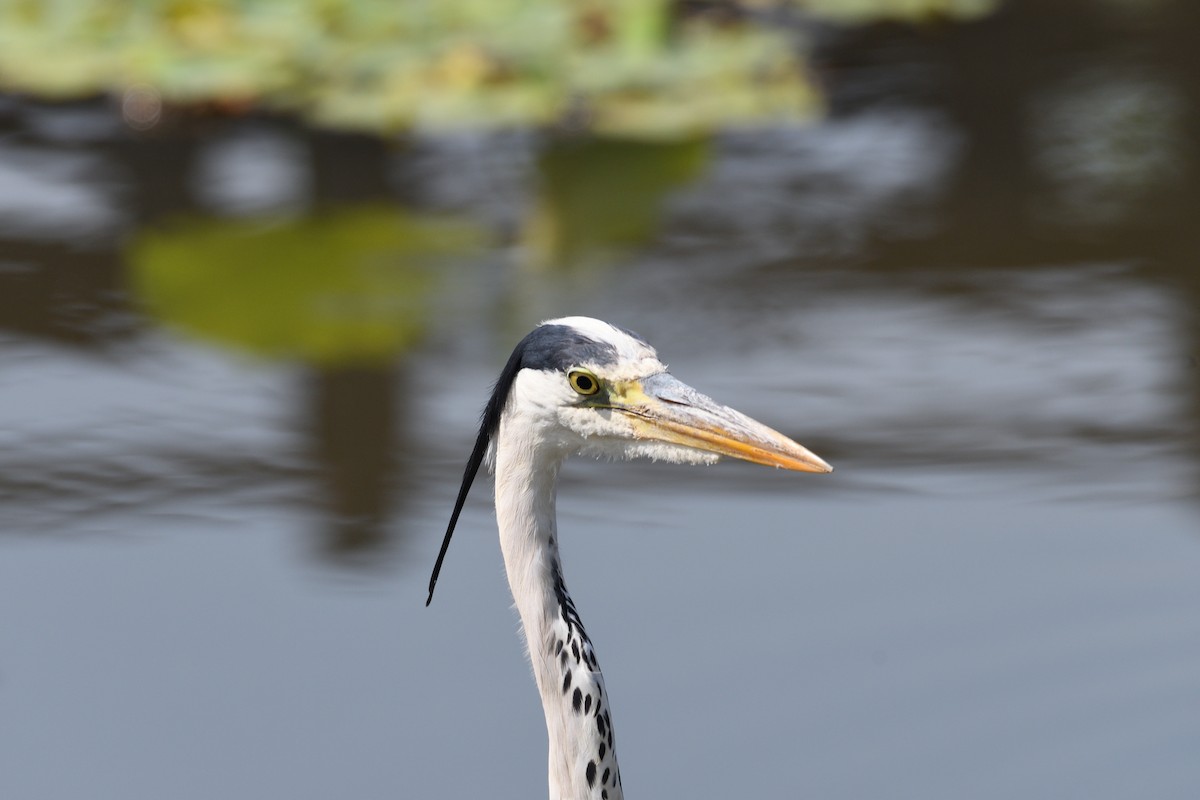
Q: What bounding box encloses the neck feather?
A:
[494,424,624,800]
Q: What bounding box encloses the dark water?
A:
[3,3,1199,799]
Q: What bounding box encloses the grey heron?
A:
[426,316,831,800]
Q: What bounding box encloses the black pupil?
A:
[575,375,594,392]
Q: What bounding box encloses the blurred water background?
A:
[1,1,1198,798]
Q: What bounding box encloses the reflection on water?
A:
[128,208,475,363]
[306,364,404,561]
[2,3,1199,799]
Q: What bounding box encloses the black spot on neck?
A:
[551,558,597,667]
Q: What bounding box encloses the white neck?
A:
[494,424,624,800]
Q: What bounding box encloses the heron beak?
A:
[605,372,832,473]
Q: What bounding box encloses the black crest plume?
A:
[424,340,526,606]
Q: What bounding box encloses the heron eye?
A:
[568,370,600,396]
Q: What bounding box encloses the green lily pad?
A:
[0,0,820,136]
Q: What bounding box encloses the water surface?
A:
[2,7,1199,798]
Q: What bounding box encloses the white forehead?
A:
[541,316,658,364]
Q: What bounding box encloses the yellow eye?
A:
[568,370,600,396]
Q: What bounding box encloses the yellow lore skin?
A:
[574,372,832,474]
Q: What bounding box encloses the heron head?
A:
[426,316,830,604]
[495,317,831,471]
